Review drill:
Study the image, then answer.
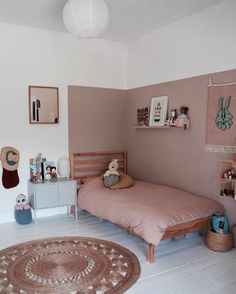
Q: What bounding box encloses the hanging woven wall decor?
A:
[206,80,236,153]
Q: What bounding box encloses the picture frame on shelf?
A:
[29,154,45,182]
[43,161,57,181]
[149,96,168,126]
[137,107,149,126]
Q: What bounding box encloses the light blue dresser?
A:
[28,179,77,223]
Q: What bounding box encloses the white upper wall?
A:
[127,0,236,88]
[0,23,126,223]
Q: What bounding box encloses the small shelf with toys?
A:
[132,125,170,129]
[132,125,188,129]
[135,103,190,130]
[219,159,236,200]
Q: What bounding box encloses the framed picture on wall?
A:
[29,86,59,124]
[149,96,168,126]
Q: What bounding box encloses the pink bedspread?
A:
[78,178,224,245]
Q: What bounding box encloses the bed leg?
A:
[148,243,155,263]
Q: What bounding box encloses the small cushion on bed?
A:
[110,172,134,189]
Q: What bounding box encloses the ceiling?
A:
[0,0,225,42]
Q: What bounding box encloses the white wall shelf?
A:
[132,125,187,129]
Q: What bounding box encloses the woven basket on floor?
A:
[206,230,234,252]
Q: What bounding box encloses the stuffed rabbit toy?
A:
[215,96,233,130]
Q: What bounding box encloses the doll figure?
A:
[16,194,31,210]
[176,106,190,129]
[45,165,51,180]
[15,194,32,224]
[103,159,120,188]
[50,166,58,180]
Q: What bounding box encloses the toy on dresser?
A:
[15,194,32,225]
[50,166,58,180]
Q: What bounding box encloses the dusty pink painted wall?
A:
[67,70,236,237]
[68,86,127,153]
[126,69,236,232]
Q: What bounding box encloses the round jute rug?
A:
[0,236,140,294]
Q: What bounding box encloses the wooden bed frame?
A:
[70,150,209,263]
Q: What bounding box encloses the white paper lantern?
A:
[57,157,70,178]
[63,0,110,38]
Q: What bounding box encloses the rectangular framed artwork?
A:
[29,86,59,124]
[149,96,168,126]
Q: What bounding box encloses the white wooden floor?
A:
[0,211,235,294]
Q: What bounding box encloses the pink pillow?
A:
[79,177,103,194]
[82,176,99,184]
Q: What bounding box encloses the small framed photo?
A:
[43,161,58,181]
[149,96,168,126]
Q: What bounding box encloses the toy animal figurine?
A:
[103,159,120,188]
[215,96,233,130]
[167,109,178,126]
[176,106,190,129]
[15,194,32,225]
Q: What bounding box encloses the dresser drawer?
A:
[35,183,58,209]
[58,181,77,205]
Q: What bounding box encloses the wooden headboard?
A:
[69,150,127,182]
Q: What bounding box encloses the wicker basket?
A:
[206,230,234,252]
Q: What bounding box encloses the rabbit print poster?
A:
[206,83,236,153]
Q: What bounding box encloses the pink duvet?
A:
[78,178,224,245]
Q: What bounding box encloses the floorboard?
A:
[0,211,235,294]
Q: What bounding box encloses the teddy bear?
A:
[103,159,120,188]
